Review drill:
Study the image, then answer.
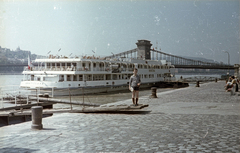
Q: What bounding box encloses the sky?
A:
[0,0,239,64]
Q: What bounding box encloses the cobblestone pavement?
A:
[0,81,239,153]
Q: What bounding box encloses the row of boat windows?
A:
[26,73,172,82]
[61,74,170,81]
[45,63,170,69]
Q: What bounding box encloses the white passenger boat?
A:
[20,40,176,96]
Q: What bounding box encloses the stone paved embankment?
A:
[0,81,239,153]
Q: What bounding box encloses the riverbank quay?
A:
[0,81,239,153]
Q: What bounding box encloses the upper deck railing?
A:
[23,65,169,72]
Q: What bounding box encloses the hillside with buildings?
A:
[0,46,37,65]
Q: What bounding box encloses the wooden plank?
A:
[30,97,100,107]
[0,102,54,111]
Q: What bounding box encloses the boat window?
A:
[106,74,111,80]
[113,74,117,80]
[31,75,34,81]
[149,74,154,78]
[52,63,55,67]
[62,63,65,66]
[57,63,60,67]
[59,75,64,82]
[67,63,71,67]
[82,63,85,67]
[79,75,83,81]
[73,63,76,66]
[67,75,71,81]
[73,75,77,81]
[93,63,96,67]
[93,74,104,81]
[83,75,92,81]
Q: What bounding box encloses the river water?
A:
[0,74,221,108]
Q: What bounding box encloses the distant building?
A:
[16,46,21,51]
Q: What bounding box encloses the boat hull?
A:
[25,82,159,96]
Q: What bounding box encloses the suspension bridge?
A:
[105,40,234,70]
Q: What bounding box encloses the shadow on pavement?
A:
[83,110,152,114]
[42,128,56,130]
[0,147,39,153]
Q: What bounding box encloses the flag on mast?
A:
[28,52,32,70]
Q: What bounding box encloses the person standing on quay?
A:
[129,68,141,106]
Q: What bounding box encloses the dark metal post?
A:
[151,87,157,98]
[196,81,200,87]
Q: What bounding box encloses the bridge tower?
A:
[136,40,152,60]
[234,64,240,78]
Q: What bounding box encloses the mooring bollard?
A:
[31,106,43,130]
[215,78,218,82]
[151,87,157,98]
[173,83,178,88]
[196,81,200,87]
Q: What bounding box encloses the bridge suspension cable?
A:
[104,48,233,69]
[106,48,219,65]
